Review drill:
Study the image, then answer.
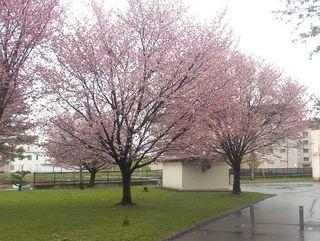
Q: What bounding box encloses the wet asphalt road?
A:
[171,182,320,241]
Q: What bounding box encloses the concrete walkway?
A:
[170,182,320,241]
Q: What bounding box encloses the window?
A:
[280,149,286,153]
[303,140,308,145]
[303,149,309,153]
[27,155,32,160]
[303,157,309,162]
[267,160,274,164]
[280,160,287,167]
[303,131,308,138]
[36,155,39,160]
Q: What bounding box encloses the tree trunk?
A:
[232,165,241,194]
[119,171,133,205]
[88,171,96,188]
[79,165,84,190]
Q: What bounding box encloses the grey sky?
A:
[188,0,319,96]
[70,0,319,96]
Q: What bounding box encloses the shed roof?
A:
[162,155,225,164]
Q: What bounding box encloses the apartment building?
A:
[259,129,312,169]
[0,145,73,173]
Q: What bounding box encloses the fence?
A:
[0,170,163,187]
[229,168,312,179]
[1,168,313,188]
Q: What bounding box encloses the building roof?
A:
[162,155,225,164]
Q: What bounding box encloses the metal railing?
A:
[0,170,163,187]
[229,168,312,179]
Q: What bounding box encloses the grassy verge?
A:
[241,176,313,184]
[0,187,265,241]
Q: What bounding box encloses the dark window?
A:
[303,157,309,162]
[280,149,286,153]
[303,149,309,153]
[27,155,32,160]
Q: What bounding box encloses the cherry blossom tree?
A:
[45,115,113,188]
[0,0,62,163]
[41,0,233,205]
[173,54,308,194]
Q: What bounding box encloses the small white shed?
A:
[162,157,229,191]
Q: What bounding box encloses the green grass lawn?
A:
[241,176,313,184]
[0,187,265,241]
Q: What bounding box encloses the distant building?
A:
[150,163,163,170]
[258,129,312,169]
[0,145,73,173]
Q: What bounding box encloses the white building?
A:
[150,163,164,170]
[0,145,73,173]
[254,129,312,169]
[310,120,320,180]
[162,158,229,191]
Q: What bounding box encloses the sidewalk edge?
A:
[159,193,275,241]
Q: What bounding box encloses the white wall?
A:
[311,130,320,181]
[162,162,183,189]
[182,163,229,191]
[163,162,229,191]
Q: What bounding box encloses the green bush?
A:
[10,171,31,191]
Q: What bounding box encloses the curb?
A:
[159,194,275,241]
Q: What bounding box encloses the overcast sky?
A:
[71,0,319,96]
[187,0,319,97]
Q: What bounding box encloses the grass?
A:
[241,176,313,184]
[0,187,266,241]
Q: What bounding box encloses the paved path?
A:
[171,182,320,241]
